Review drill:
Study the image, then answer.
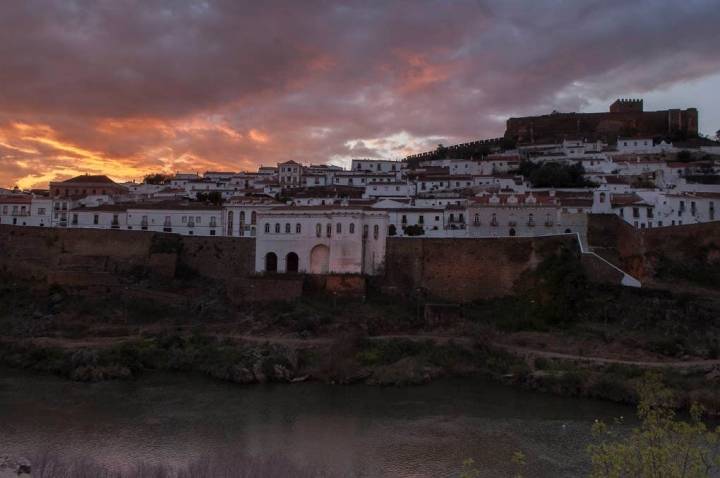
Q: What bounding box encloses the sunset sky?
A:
[1,0,719,189]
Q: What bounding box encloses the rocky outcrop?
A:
[0,456,31,477]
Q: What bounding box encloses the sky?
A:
[1,0,720,190]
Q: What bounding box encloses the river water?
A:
[0,368,634,477]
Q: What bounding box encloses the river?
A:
[0,368,634,477]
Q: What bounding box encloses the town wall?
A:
[0,226,256,284]
[382,235,579,302]
[587,214,720,289]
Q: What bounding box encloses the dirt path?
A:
[5,333,720,370]
[494,343,720,370]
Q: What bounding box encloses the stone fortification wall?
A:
[382,235,579,302]
[0,226,255,285]
[587,214,720,290]
[505,108,698,144]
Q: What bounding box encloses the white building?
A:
[224,197,282,237]
[278,160,303,187]
[350,159,402,175]
[255,206,387,274]
[364,181,414,198]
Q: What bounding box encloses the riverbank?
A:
[3,262,720,413]
[2,330,720,415]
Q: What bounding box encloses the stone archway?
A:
[265,252,278,272]
[286,252,299,273]
[309,244,330,274]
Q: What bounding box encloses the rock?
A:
[227,365,255,384]
[705,367,720,382]
[367,357,443,386]
[272,364,293,382]
[0,456,31,477]
[252,361,267,384]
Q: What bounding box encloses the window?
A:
[38,208,46,215]
[275,223,280,233]
[326,224,332,237]
[363,225,369,238]
[458,214,464,223]
[264,223,270,233]
[182,216,187,223]
[418,215,424,225]
[373,224,379,239]
[227,211,234,236]
[251,212,257,224]
[316,223,322,237]
[647,208,653,219]
[196,216,201,224]
[285,223,291,233]
[474,214,480,225]
[401,215,407,224]
[239,211,245,223]
[93,214,99,225]
[632,207,640,218]
[349,223,355,234]
[336,223,342,234]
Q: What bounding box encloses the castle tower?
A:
[610,98,643,113]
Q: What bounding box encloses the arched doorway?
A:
[265,252,278,272]
[286,252,299,273]
[509,228,516,236]
[309,244,330,274]
[564,228,571,234]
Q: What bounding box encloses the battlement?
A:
[610,98,643,113]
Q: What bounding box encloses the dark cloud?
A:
[1,0,719,187]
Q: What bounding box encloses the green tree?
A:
[144,173,171,185]
[403,224,425,236]
[588,372,720,478]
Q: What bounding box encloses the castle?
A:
[505,99,698,144]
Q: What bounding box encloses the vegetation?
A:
[196,191,223,205]
[143,173,171,185]
[402,224,425,236]
[516,160,595,188]
[588,372,720,478]
[654,247,720,289]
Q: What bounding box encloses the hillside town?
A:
[2,99,719,276]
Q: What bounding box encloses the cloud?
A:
[1,0,719,187]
